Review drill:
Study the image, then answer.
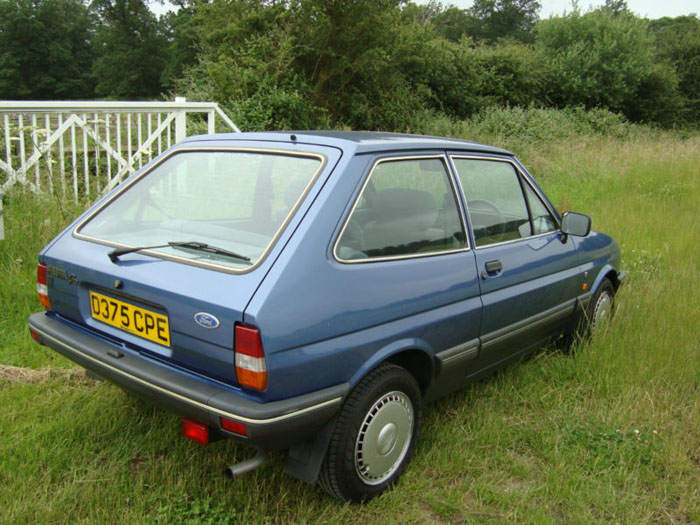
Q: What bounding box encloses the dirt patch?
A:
[0,364,96,385]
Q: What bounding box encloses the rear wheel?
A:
[318,363,422,502]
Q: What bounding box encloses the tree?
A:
[649,16,700,124]
[0,0,95,99]
[468,0,541,43]
[91,0,170,99]
[537,8,680,124]
[412,0,540,44]
[430,6,481,42]
[173,0,324,130]
[160,6,200,89]
[293,0,425,129]
[181,0,430,130]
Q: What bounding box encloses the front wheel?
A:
[586,277,616,336]
[318,363,422,502]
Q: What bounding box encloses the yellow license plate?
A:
[89,291,170,347]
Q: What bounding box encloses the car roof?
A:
[181,130,512,156]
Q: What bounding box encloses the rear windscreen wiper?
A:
[108,241,251,264]
[170,242,252,264]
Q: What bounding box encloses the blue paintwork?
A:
[35,131,623,409]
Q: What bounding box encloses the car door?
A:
[450,155,583,373]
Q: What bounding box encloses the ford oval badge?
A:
[194,312,220,329]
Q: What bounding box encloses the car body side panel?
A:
[263,295,483,401]
[471,232,583,369]
[245,153,484,400]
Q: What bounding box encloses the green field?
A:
[1,128,699,523]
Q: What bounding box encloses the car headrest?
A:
[371,188,438,231]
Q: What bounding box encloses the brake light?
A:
[181,418,209,445]
[235,324,267,391]
[36,263,51,308]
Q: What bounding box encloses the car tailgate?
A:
[42,236,261,386]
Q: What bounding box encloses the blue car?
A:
[29,131,624,501]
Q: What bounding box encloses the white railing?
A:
[0,98,239,202]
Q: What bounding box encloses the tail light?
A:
[234,323,267,391]
[37,263,51,308]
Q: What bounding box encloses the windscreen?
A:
[77,150,322,270]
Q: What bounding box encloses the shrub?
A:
[537,9,680,125]
[462,106,631,143]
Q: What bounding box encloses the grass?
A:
[1,128,700,523]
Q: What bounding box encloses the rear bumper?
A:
[28,312,348,450]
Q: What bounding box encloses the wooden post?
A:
[0,193,4,241]
[175,97,187,144]
[207,110,215,134]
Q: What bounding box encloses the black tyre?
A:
[318,363,422,502]
[586,277,615,336]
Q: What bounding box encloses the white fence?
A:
[0,98,239,202]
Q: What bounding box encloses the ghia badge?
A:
[194,312,220,329]
[47,266,79,285]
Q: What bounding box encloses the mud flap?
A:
[284,416,337,484]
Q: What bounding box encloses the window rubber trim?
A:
[333,153,471,264]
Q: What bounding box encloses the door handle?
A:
[481,260,503,280]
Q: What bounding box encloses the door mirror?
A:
[561,212,591,237]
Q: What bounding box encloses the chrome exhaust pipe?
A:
[225,451,267,477]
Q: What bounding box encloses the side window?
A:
[523,183,558,235]
[453,158,531,247]
[336,157,465,260]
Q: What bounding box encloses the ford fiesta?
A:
[28,131,624,501]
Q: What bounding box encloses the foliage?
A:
[1,0,700,132]
[649,16,700,124]
[468,0,541,43]
[151,497,238,525]
[172,0,325,130]
[422,0,540,44]
[0,0,95,99]
[160,6,200,88]
[292,0,426,130]
[536,8,680,124]
[471,40,551,108]
[465,106,631,145]
[91,0,170,99]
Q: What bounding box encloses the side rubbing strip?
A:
[436,339,480,365]
[481,299,575,349]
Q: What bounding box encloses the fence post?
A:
[0,193,4,241]
[175,97,187,143]
[207,110,215,134]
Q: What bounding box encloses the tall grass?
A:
[1,122,699,523]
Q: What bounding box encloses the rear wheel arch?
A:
[385,349,433,396]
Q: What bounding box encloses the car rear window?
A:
[76,150,323,270]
